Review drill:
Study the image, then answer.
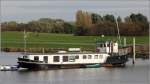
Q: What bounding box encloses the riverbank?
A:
[2,32,149,48]
[1,31,149,59]
[1,44,149,59]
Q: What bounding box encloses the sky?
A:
[1,0,149,22]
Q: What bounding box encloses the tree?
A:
[76,10,92,28]
[124,16,132,23]
[117,16,122,23]
[91,13,103,24]
[17,23,27,31]
[103,14,115,23]
[6,21,18,31]
[74,26,89,36]
[130,13,148,23]
[63,22,75,34]
[1,22,7,31]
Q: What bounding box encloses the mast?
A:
[24,30,27,55]
[115,18,121,46]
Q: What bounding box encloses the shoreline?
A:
[1,44,149,59]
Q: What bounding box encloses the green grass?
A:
[1,31,149,48]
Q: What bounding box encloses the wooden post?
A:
[42,48,45,54]
[133,37,136,64]
[124,37,126,47]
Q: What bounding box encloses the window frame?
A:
[94,55,98,59]
[43,56,48,63]
[75,55,79,59]
[53,56,60,62]
[83,55,87,59]
[63,56,68,62]
[99,55,103,59]
[34,56,39,61]
[88,55,92,59]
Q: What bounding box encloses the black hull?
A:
[18,62,85,70]
[105,55,128,65]
[18,55,128,70]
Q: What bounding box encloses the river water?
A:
[0,52,149,84]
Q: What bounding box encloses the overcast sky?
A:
[1,0,149,22]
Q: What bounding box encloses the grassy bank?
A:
[1,31,149,48]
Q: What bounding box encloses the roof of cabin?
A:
[25,52,108,55]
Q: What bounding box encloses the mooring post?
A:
[124,37,126,47]
[42,48,45,54]
[133,37,136,64]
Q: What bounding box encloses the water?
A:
[0,52,149,84]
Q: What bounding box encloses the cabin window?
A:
[83,55,87,59]
[43,56,48,63]
[63,56,68,62]
[99,55,103,59]
[34,56,39,61]
[75,55,79,59]
[69,56,75,62]
[94,55,98,59]
[53,56,59,62]
[23,56,28,59]
[88,55,92,59]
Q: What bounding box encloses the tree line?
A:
[75,10,149,36]
[1,10,149,36]
[1,18,75,34]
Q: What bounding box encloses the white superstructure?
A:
[96,41,118,53]
[23,53,110,65]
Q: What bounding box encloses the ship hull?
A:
[18,55,128,70]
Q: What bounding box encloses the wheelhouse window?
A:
[63,56,68,62]
[94,55,98,59]
[23,55,28,59]
[88,55,92,59]
[53,56,59,62]
[83,55,87,59]
[34,56,39,61]
[43,56,48,63]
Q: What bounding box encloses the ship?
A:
[17,41,129,70]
